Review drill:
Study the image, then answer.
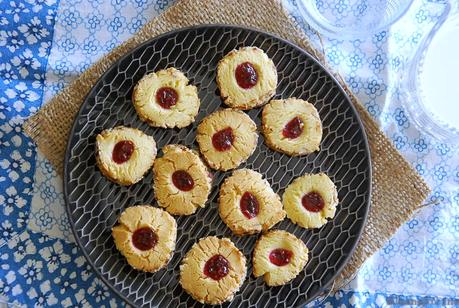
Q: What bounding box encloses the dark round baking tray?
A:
[64,25,371,307]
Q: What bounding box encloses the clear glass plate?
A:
[297,0,414,39]
[402,1,459,143]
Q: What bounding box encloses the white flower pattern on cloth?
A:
[0,0,458,307]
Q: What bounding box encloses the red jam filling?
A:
[132,227,158,251]
[156,87,178,109]
[301,191,325,213]
[282,116,304,139]
[240,192,260,219]
[269,248,293,266]
[112,140,135,164]
[204,254,229,280]
[172,170,194,192]
[212,127,234,152]
[235,62,258,89]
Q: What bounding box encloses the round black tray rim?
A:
[63,23,372,307]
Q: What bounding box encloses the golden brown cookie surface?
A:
[153,144,212,216]
[95,126,157,185]
[219,169,285,235]
[217,47,277,110]
[262,98,322,156]
[132,67,200,128]
[283,173,338,229]
[253,230,308,286]
[196,109,258,171]
[179,236,247,305]
[112,205,177,272]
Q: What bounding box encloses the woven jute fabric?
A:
[24,0,430,291]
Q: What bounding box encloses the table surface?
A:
[0,0,457,307]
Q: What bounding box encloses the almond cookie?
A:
[132,67,200,128]
[219,169,285,235]
[95,126,157,185]
[253,230,308,286]
[179,236,247,305]
[262,98,322,156]
[196,109,258,171]
[153,144,212,216]
[283,173,338,229]
[217,47,277,110]
[112,205,177,272]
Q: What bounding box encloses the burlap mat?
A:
[24,0,430,292]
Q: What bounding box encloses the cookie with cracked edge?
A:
[132,67,200,128]
[217,46,277,110]
[262,98,322,156]
[153,144,212,216]
[179,236,247,305]
[196,109,258,171]
[219,168,286,235]
[95,126,157,185]
[112,205,177,272]
[283,173,338,229]
[253,230,309,286]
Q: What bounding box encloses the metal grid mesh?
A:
[64,25,371,307]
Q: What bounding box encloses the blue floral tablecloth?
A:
[0,0,458,307]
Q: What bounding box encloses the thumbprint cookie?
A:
[219,169,285,235]
[179,236,247,305]
[196,109,258,171]
[112,205,177,272]
[262,98,322,156]
[217,47,277,110]
[283,173,338,229]
[253,230,309,286]
[95,126,157,185]
[153,144,212,216]
[132,67,200,128]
